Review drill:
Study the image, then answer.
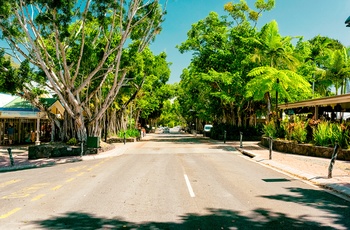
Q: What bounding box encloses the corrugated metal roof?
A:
[0,96,60,112]
[0,97,39,111]
[279,94,350,110]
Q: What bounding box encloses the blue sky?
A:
[150,0,350,83]
[1,0,349,86]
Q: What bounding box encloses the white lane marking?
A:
[184,174,195,198]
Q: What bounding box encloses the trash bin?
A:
[87,136,100,148]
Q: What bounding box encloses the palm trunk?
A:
[264,92,272,123]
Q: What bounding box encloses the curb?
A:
[0,157,82,173]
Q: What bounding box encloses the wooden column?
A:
[35,116,40,145]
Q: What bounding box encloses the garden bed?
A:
[261,137,350,161]
[28,141,115,159]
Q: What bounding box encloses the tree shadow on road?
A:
[260,187,350,228]
[143,134,204,144]
[32,207,337,229]
[209,145,237,152]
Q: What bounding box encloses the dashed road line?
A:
[51,185,63,191]
[0,208,22,219]
[66,177,76,183]
[31,194,46,201]
[2,183,48,199]
[0,179,21,188]
[66,165,87,173]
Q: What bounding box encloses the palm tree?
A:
[326,47,350,95]
[307,36,344,96]
[251,20,299,70]
[247,20,308,122]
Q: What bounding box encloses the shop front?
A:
[0,96,64,145]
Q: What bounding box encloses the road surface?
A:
[1,133,349,229]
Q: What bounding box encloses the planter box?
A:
[28,144,101,159]
[261,137,350,161]
[29,144,81,159]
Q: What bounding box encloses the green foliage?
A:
[158,99,185,128]
[246,66,312,103]
[0,0,167,140]
[281,117,292,140]
[263,120,277,138]
[313,122,348,148]
[118,129,140,138]
[66,137,78,145]
[313,122,332,147]
[224,0,275,26]
[281,116,307,143]
[291,119,307,143]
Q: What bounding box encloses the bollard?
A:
[224,130,227,144]
[123,132,126,145]
[240,132,243,148]
[7,148,14,167]
[328,142,339,178]
[269,137,273,160]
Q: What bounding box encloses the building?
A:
[0,96,64,145]
[279,93,350,121]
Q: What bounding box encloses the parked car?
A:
[203,124,213,137]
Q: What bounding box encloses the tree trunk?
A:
[264,92,272,123]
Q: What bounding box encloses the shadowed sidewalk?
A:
[229,141,350,199]
[0,145,82,171]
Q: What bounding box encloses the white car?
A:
[203,124,213,137]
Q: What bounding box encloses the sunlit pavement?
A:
[1,131,350,200]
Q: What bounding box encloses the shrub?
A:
[281,117,292,140]
[291,117,307,143]
[330,123,349,148]
[313,122,348,148]
[313,122,331,147]
[66,137,78,145]
[118,129,140,138]
[263,120,277,138]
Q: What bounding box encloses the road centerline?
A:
[184,174,195,198]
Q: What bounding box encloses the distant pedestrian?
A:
[7,125,14,144]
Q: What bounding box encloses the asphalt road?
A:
[0,133,349,229]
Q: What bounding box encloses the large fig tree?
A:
[0,0,167,140]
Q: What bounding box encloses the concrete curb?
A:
[0,157,82,173]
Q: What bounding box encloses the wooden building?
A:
[279,94,350,121]
[0,96,64,145]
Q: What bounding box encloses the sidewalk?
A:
[230,141,350,199]
[1,138,350,199]
[0,142,133,172]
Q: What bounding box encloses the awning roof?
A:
[279,94,350,110]
[0,96,65,119]
[0,97,40,111]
